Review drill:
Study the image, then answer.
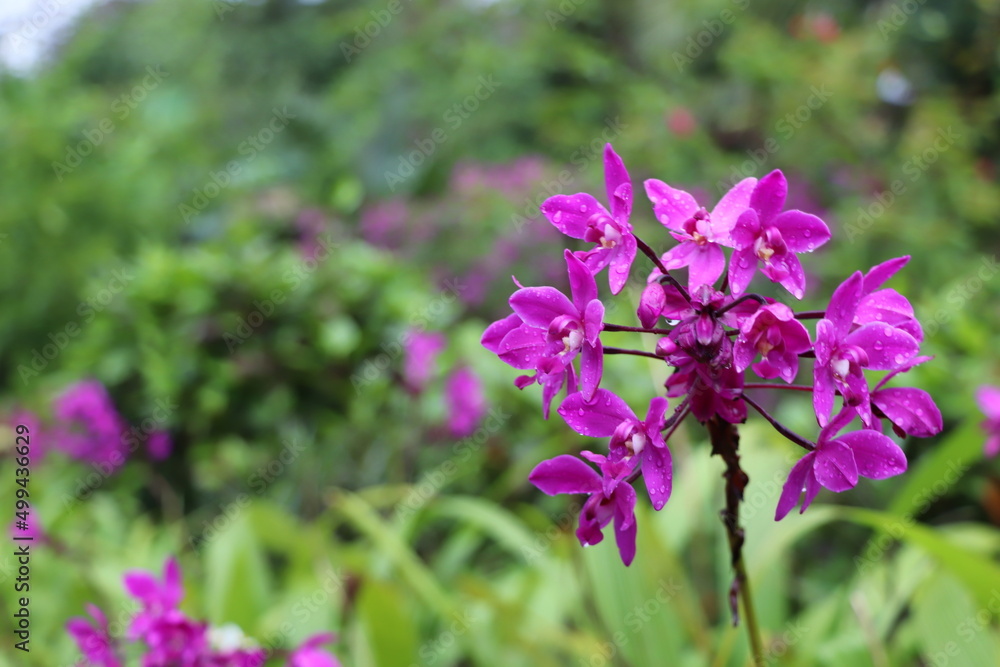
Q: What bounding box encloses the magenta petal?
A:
[710,177,756,240]
[637,283,666,329]
[540,368,568,420]
[584,299,604,346]
[826,272,864,337]
[482,313,522,353]
[730,208,761,249]
[771,210,831,253]
[837,430,907,479]
[872,387,943,437]
[540,193,603,239]
[559,389,635,437]
[642,445,672,510]
[862,255,910,294]
[509,287,575,328]
[845,323,918,370]
[608,234,637,295]
[566,250,598,312]
[529,455,602,495]
[775,453,815,521]
[123,572,158,601]
[813,366,836,429]
[163,557,182,606]
[579,341,603,400]
[604,144,632,221]
[977,386,1000,418]
[687,243,726,289]
[645,396,669,434]
[772,252,806,299]
[843,368,873,427]
[733,337,756,373]
[497,325,546,369]
[614,508,638,566]
[750,170,788,225]
[728,247,758,296]
[813,439,859,492]
[644,179,698,230]
[660,240,699,270]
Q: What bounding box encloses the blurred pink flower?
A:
[403,331,446,393]
[445,366,487,437]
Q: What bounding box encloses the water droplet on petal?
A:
[874,341,883,350]
[554,211,563,223]
[804,230,812,238]
[578,408,586,416]
[894,353,905,364]
[579,205,587,213]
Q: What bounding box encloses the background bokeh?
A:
[1,0,999,665]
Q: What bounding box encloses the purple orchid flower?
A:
[529,452,638,565]
[644,176,757,289]
[734,302,813,383]
[52,379,130,470]
[871,356,943,438]
[540,144,637,294]
[976,385,1000,458]
[559,389,673,510]
[726,170,831,298]
[67,604,122,667]
[124,556,184,639]
[855,255,923,342]
[289,634,342,667]
[813,271,919,427]
[776,408,908,520]
[503,250,605,400]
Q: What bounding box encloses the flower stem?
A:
[741,393,815,451]
[634,235,692,303]
[742,383,813,392]
[793,310,825,320]
[603,323,674,335]
[715,293,767,317]
[602,346,662,360]
[705,418,766,665]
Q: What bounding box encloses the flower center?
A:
[754,227,787,263]
[584,213,621,249]
[682,208,710,245]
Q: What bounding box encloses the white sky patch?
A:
[0,0,110,75]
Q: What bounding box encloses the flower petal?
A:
[862,255,910,294]
[642,444,672,511]
[481,313,522,353]
[608,233,637,295]
[566,250,598,312]
[710,177,757,240]
[529,455,602,495]
[687,243,726,289]
[730,208,760,250]
[604,144,632,221]
[497,325,546,369]
[644,179,698,231]
[558,389,635,437]
[613,485,638,566]
[540,193,604,239]
[771,210,831,253]
[584,299,604,346]
[637,283,666,329]
[826,272,863,337]
[976,386,1000,419]
[844,322,918,370]
[579,341,603,400]
[872,387,943,437]
[727,247,758,297]
[836,430,907,480]
[775,452,815,521]
[749,170,788,226]
[509,287,575,328]
[813,439,859,492]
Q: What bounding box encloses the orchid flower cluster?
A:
[482,144,943,567]
[68,557,340,667]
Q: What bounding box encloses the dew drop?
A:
[554,211,563,223]
[916,408,924,416]
[804,230,812,238]
[874,341,883,350]
[578,408,586,416]
[579,205,587,213]
[894,353,905,364]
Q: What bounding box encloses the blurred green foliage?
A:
[0,0,999,665]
